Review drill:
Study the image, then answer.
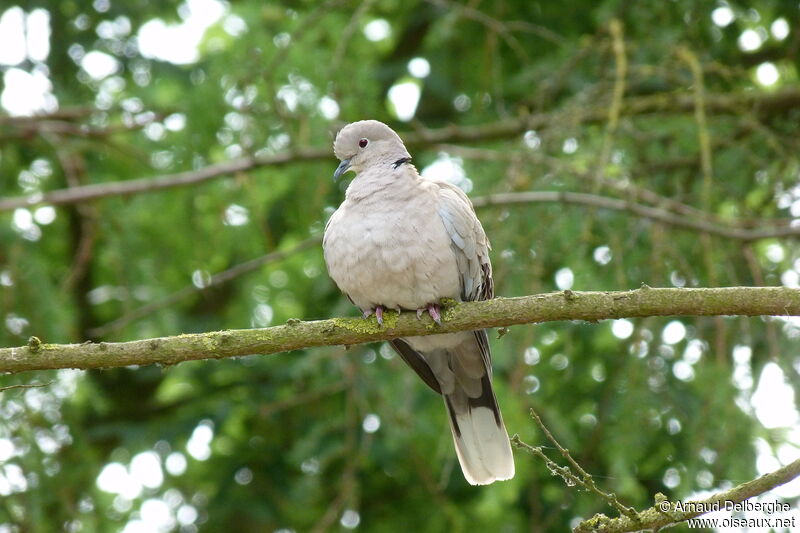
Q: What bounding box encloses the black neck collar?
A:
[392,157,412,169]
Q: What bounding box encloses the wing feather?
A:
[435,182,493,302]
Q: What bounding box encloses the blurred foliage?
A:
[1,0,800,532]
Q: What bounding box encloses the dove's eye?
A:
[358,138,369,148]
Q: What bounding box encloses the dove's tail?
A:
[440,332,514,485]
[391,331,514,485]
[443,377,515,485]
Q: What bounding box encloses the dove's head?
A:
[332,120,411,180]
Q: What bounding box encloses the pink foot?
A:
[416,303,442,325]
[363,305,386,326]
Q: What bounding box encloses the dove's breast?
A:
[323,187,461,312]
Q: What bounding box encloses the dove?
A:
[322,120,514,485]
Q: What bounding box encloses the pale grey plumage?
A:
[323,120,514,485]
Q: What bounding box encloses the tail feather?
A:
[398,330,515,485]
[443,343,514,485]
[444,386,514,485]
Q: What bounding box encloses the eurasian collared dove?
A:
[322,120,514,485]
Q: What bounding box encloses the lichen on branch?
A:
[1,286,799,375]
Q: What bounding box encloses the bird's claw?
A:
[416,303,442,325]
[428,303,442,325]
[364,305,385,326]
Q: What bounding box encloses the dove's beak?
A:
[333,158,351,181]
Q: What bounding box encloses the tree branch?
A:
[472,191,800,240]
[2,89,799,211]
[513,407,800,532]
[2,286,799,374]
[0,381,53,393]
[574,457,800,533]
[512,408,639,520]
[0,148,329,211]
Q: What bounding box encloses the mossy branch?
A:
[513,409,800,532]
[573,457,800,533]
[2,286,799,375]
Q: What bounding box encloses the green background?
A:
[1,1,799,531]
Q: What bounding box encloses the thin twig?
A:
[583,19,627,245]
[0,381,53,393]
[44,137,100,291]
[471,191,800,240]
[514,413,800,533]
[679,46,726,362]
[677,48,714,211]
[438,145,794,230]
[511,434,587,488]
[594,18,627,186]
[527,408,638,519]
